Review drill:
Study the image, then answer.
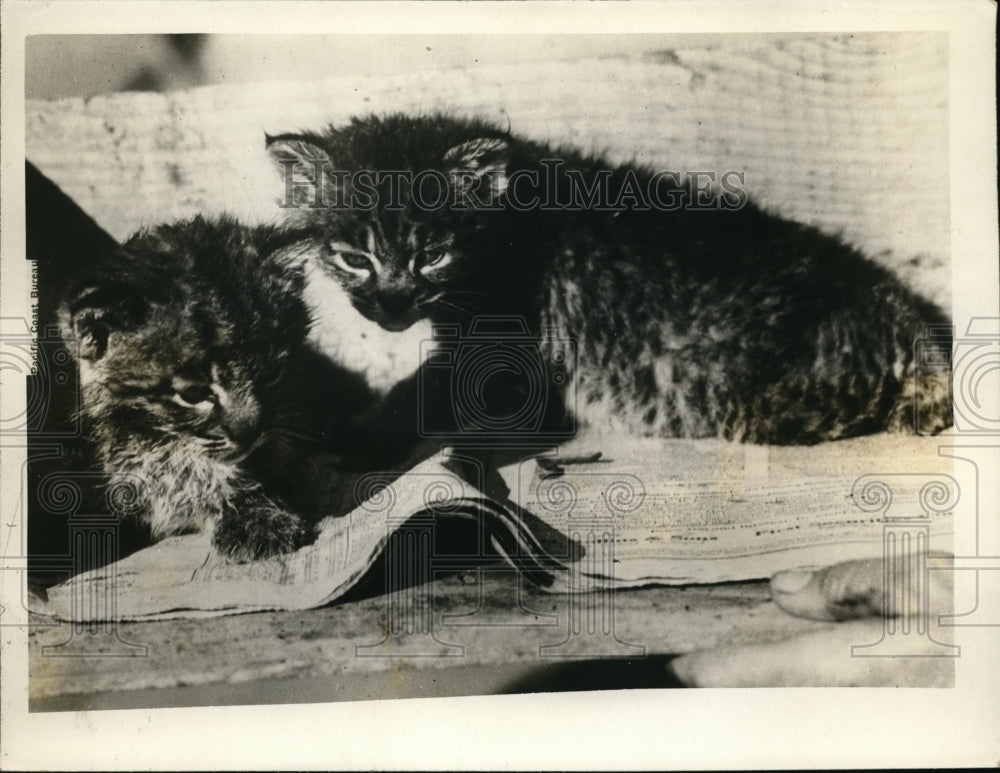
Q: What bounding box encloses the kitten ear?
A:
[266,134,335,208]
[444,137,511,202]
[62,284,146,361]
[266,134,331,171]
[68,306,112,360]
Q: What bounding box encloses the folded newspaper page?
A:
[33,432,954,621]
[501,433,955,586]
[35,454,561,621]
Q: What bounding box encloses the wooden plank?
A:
[29,571,831,707]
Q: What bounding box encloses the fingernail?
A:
[771,569,814,594]
[667,655,695,687]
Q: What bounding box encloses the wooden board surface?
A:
[29,570,832,709]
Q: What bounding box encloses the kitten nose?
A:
[223,400,263,447]
[376,290,416,316]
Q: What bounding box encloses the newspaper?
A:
[499,434,955,586]
[32,431,955,622]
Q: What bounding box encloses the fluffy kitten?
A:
[267,113,952,444]
[60,215,375,560]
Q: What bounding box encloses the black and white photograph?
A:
[1,1,998,769]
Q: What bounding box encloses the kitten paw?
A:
[213,502,313,562]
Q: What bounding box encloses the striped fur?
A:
[269,113,952,445]
[60,216,323,560]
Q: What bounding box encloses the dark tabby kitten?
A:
[60,215,376,560]
[267,113,951,444]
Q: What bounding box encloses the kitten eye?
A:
[338,252,372,270]
[260,362,285,386]
[325,242,375,277]
[418,251,453,273]
[173,384,216,409]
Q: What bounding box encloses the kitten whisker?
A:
[439,288,506,304]
[272,428,328,443]
[431,297,479,319]
[416,291,446,308]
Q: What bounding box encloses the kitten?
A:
[267,113,952,445]
[60,215,376,561]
